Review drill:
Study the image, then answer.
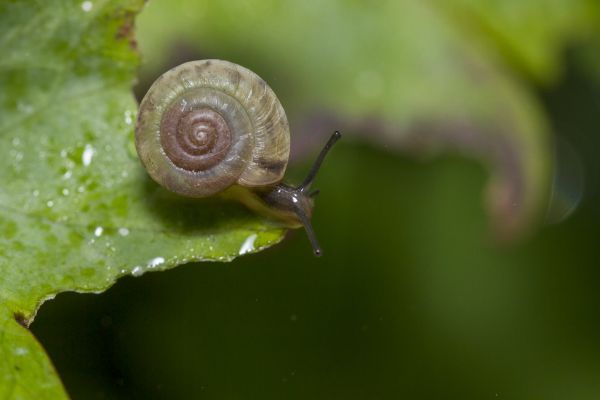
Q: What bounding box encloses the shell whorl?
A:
[135,60,290,197]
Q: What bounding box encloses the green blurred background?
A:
[31,0,600,398]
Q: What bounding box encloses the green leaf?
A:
[442,0,600,83]
[0,0,285,397]
[136,0,600,239]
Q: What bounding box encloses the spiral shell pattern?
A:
[135,60,290,197]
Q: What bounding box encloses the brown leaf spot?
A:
[13,312,29,328]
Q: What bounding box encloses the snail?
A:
[135,59,341,256]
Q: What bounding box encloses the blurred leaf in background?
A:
[135,0,599,239]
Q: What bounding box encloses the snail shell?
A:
[135,59,290,197]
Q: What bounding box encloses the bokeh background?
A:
[32,0,600,398]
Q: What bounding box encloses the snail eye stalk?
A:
[299,131,342,192]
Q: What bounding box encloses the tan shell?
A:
[135,59,290,197]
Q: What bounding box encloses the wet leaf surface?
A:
[0,1,284,397]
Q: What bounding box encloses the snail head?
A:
[261,131,342,256]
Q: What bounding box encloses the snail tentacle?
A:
[299,130,342,192]
[294,204,322,256]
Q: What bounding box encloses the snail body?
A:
[135,60,340,255]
